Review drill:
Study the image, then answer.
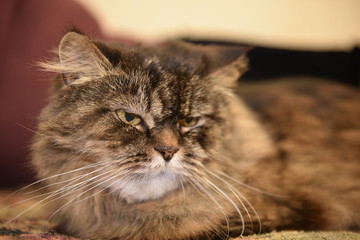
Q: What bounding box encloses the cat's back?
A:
[238,78,360,151]
[237,78,360,230]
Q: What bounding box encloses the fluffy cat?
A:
[31,31,360,240]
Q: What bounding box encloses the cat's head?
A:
[33,31,249,203]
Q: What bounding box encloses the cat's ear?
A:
[205,45,250,88]
[40,32,113,85]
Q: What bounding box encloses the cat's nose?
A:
[154,147,179,161]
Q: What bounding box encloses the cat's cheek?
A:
[193,128,218,152]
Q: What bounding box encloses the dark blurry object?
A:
[188,39,360,88]
[0,0,106,187]
[243,47,360,88]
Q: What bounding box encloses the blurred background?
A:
[76,0,360,50]
[1,0,359,188]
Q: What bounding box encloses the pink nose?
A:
[154,147,179,161]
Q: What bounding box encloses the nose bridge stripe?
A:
[156,128,179,147]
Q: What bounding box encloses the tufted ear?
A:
[40,31,113,85]
[204,44,250,88]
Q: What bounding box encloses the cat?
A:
[30,30,360,240]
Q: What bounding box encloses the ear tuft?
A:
[39,32,113,85]
[216,53,249,88]
[204,44,250,87]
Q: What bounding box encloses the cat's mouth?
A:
[111,170,185,204]
[109,154,188,204]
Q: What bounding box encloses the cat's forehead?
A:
[107,61,212,121]
[107,41,208,79]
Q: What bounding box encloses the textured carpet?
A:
[235,231,360,240]
[1,189,359,240]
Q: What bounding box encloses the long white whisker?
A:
[57,171,133,214]
[205,169,262,234]
[48,169,125,221]
[24,165,110,195]
[26,167,118,221]
[4,165,111,212]
[180,178,186,200]
[16,123,51,137]
[188,177,230,238]
[205,170,248,232]
[7,161,111,200]
[197,176,245,236]
[106,173,139,199]
[215,170,284,198]
[50,167,118,199]
[7,167,115,223]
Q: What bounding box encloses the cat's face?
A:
[34,32,248,203]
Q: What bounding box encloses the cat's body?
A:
[31,31,360,240]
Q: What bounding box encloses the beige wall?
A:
[75,0,360,50]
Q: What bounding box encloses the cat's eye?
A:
[178,117,199,128]
[116,110,142,126]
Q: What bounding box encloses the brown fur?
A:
[31,31,360,240]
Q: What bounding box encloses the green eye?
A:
[116,110,142,126]
[178,117,199,127]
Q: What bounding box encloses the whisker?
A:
[106,173,138,199]
[187,176,230,239]
[179,178,186,200]
[24,165,110,195]
[56,170,133,214]
[16,123,51,137]
[205,169,262,234]
[25,167,119,222]
[7,161,111,200]
[196,175,245,236]
[4,164,110,212]
[205,170,248,232]
[49,167,118,199]
[48,169,125,221]
[215,170,284,198]
[7,167,115,223]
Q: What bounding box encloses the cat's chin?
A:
[108,154,188,204]
[113,171,184,204]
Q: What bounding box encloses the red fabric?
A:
[0,0,115,187]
